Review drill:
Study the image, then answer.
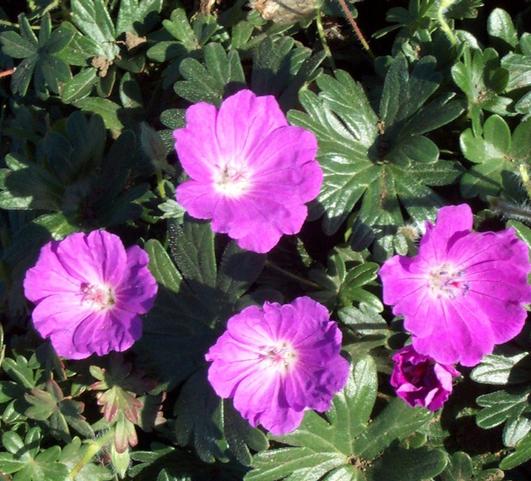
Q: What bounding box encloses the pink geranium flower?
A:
[205,296,349,435]
[391,345,459,411]
[174,89,322,253]
[24,230,158,359]
[380,204,531,366]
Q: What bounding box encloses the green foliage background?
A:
[0,0,530,480]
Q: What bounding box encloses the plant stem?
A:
[265,260,321,289]
[519,163,531,199]
[69,430,115,480]
[336,0,374,58]
[316,9,336,69]
[437,0,458,46]
[0,19,40,29]
[489,197,531,225]
[0,68,16,79]
[156,171,167,199]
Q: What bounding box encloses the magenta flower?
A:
[174,89,322,253]
[380,204,531,367]
[391,345,459,411]
[205,296,349,435]
[24,230,158,360]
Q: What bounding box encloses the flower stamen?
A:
[427,264,469,299]
[213,162,251,197]
[80,282,115,310]
[260,340,297,373]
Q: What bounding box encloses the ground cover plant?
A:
[0,0,530,480]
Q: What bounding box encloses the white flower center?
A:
[213,161,251,198]
[427,264,469,299]
[260,340,298,374]
[80,282,115,310]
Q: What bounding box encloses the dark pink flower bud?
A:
[391,345,459,411]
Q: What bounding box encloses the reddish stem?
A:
[336,0,374,58]
[0,68,16,79]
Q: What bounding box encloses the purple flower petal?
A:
[174,89,322,253]
[380,203,531,366]
[23,230,158,359]
[417,204,473,262]
[173,102,220,182]
[215,89,288,160]
[205,296,348,435]
[391,345,459,411]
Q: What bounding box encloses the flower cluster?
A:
[382,204,531,409]
[24,230,158,360]
[22,86,531,434]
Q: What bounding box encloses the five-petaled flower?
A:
[24,230,158,360]
[391,345,460,411]
[205,296,349,435]
[174,89,322,253]
[380,204,531,367]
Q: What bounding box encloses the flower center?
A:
[427,264,469,299]
[260,340,297,373]
[404,362,430,385]
[213,162,250,197]
[80,282,115,310]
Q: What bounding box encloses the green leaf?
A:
[73,97,124,133]
[0,31,36,58]
[138,221,265,462]
[438,451,503,481]
[445,0,484,19]
[216,241,266,304]
[451,47,511,116]
[353,399,433,460]
[25,380,93,442]
[0,153,62,210]
[509,220,531,251]
[2,431,25,454]
[247,356,440,481]
[71,0,119,60]
[309,249,382,310]
[135,234,213,383]
[174,43,245,104]
[487,8,518,48]
[129,444,246,480]
[460,115,531,199]
[470,350,531,385]
[0,14,73,96]
[162,8,200,51]
[251,36,325,109]
[476,390,529,429]
[339,263,383,311]
[174,369,268,465]
[289,55,462,255]
[54,21,100,66]
[116,0,163,35]
[500,432,531,469]
[59,438,113,481]
[10,445,68,481]
[338,304,389,337]
[502,51,531,92]
[503,416,531,447]
[167,218,217,289]
[0,452,25,474]
[439,451,473,481]
[61,68,98,103]
[367,445,447,481]
[1,356,39,389]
